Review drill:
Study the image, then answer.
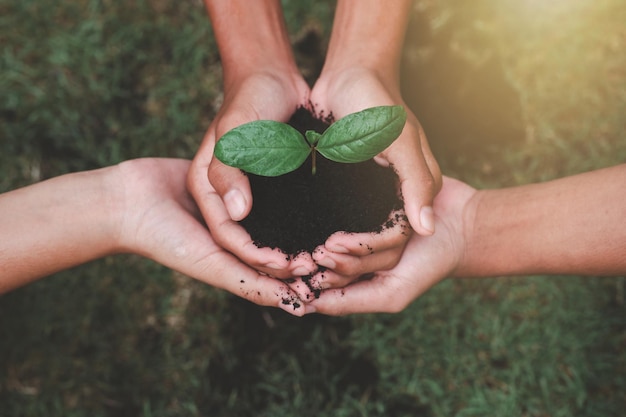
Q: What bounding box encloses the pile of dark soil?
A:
[239,107,404,256]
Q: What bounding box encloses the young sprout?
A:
[214,105,407,177]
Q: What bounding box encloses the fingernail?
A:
[316,257,336,270]
[327,244,349,254]
[224,189,246,221]
[292,266,311,276]
[317,280,332,290]
[420,206,435,235]
[266,262,284,270]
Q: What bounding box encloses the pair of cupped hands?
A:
[124,69,472,316]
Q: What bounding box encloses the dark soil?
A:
[240,106,404,256]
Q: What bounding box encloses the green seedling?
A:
[214,105,407,176]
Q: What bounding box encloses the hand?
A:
[307,177,474,315]
[187,71,317,279]
[285,208,412,302]
[288,68,442,296]
[115,158,311,316]
[311,67,442,235]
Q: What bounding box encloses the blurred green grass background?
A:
[1,0,624,416]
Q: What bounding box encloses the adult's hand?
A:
[311,68,442,236]
[115,159,313,316]
[309,164,626,315]
[305,68,441,291]
[306,176,471,315]
[187,72,316,279]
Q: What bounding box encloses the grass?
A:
[1,0,624,416]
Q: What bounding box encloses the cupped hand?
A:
[114,158,311,316]
[310,67,442,236]
[187,71,317,279]
[307,176,475,315]
[291,67,442,293]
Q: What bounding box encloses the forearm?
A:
[203,0,299,84]
[0,168,120,292]
[323,0,413,82]
[459,164,626,277]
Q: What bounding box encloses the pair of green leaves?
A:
[214,105,407,177]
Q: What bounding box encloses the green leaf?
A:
[214,120,311,177]
[316,105,407,163]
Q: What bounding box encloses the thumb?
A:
[207,111,263,221]
[379,124,442,236]
[208,157,252,221]
[399,154,441,236]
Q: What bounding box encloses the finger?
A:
[230,269,314,317]
[191,152,316,278]
[289,251,317,277]
[285,276,322,303]
[322,209,411,255]
[208,158,252,221]
[189,157,294,277]
[307,273,412,315]
[307,271,436,316]
[313,247,403,282]
[204,192,316,279]
[205,191,296,277]
[380,121,441,236]
[142,204,311,316]
[308,268,369,292]
[209,109,267,221]
[308,231,452,315]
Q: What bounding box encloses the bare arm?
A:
[203,0,300,86]
[323,0,413,87]
[0,168,119,291]
[460,164,626,277]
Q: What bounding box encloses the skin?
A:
[188,0,441,287]
[306,0,442,290]
[0,158,312,316]
[189,0,314,279]
[308,164,626,315]
[5,161,622,317]
[310,0,442,236]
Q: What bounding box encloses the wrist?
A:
[457,166,626,278]
[315,66,402,103]
[98,164,132,254]
[454,186,552,278]
[453,189,487,278]
[221,52,301,90]
[320,56,401,88]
